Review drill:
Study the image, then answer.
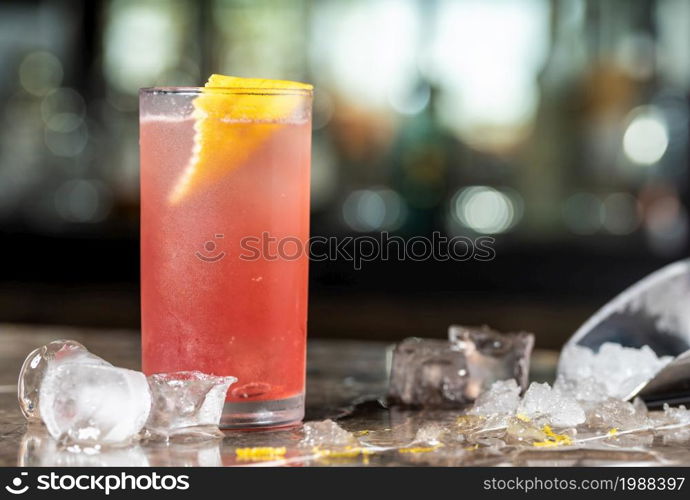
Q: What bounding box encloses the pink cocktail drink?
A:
[140,82,312,428]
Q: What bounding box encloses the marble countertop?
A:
[1,324,689,467]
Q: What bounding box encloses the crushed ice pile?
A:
[388,325,534,407]
[460,341,681,436]
[312,331,690,462]
[278,399,690,466]
[558,342,674,400]
[18,340,235,446]
[276,336,690,465]
[470,379,585,428]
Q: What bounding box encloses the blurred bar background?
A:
[1,0,689,348]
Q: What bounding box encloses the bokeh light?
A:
[343,188,406,232]
[44,122,88,158]
[430,0,549,151]
[313,0,419,108]
[452,186,518,234]
[54,179,111,223]
[18,51,63,97]
[388,81,431,116]
[41,88,85,132]
[623,106,669,165]
[103,1,180,95]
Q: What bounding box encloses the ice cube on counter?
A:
[448,325,534,393]
[388,325,534,407]
[145,371,236,439]
[38,363,151,445]
[18,340,110,422]
[299,419,358,448]
[583,397,649,431]
[388,338,469,407]
[412,423,448,445]
[558,342,673,400]
[505,417,548,444]
[19,341,241,446]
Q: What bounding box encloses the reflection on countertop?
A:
[1,324,690,467]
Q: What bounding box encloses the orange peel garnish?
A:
[169,74,312,204]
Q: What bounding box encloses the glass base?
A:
[220,394,304,429]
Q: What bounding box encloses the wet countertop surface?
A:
[1,324,690,467]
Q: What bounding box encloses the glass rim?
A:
[140,86,313,97]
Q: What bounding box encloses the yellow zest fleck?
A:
[235,447,287,461]
[532,425,573,447]
[398,444,443,454]
[516,414,531,422]
[312,446,374,459]
[355,430,370,436]
[607,428,619,436]
[465,444,479,451]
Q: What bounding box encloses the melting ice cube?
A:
[412,423,448,445]
[388,338,468,407]
[299,419,357,448]
[145,371,236,439]
[39,363,151,445]
[18,340,110,422]
[583,397,649,431]
[19,341,238,446]
[448,325,533,392]
[388,325,533,407]
[505,417,548,444]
